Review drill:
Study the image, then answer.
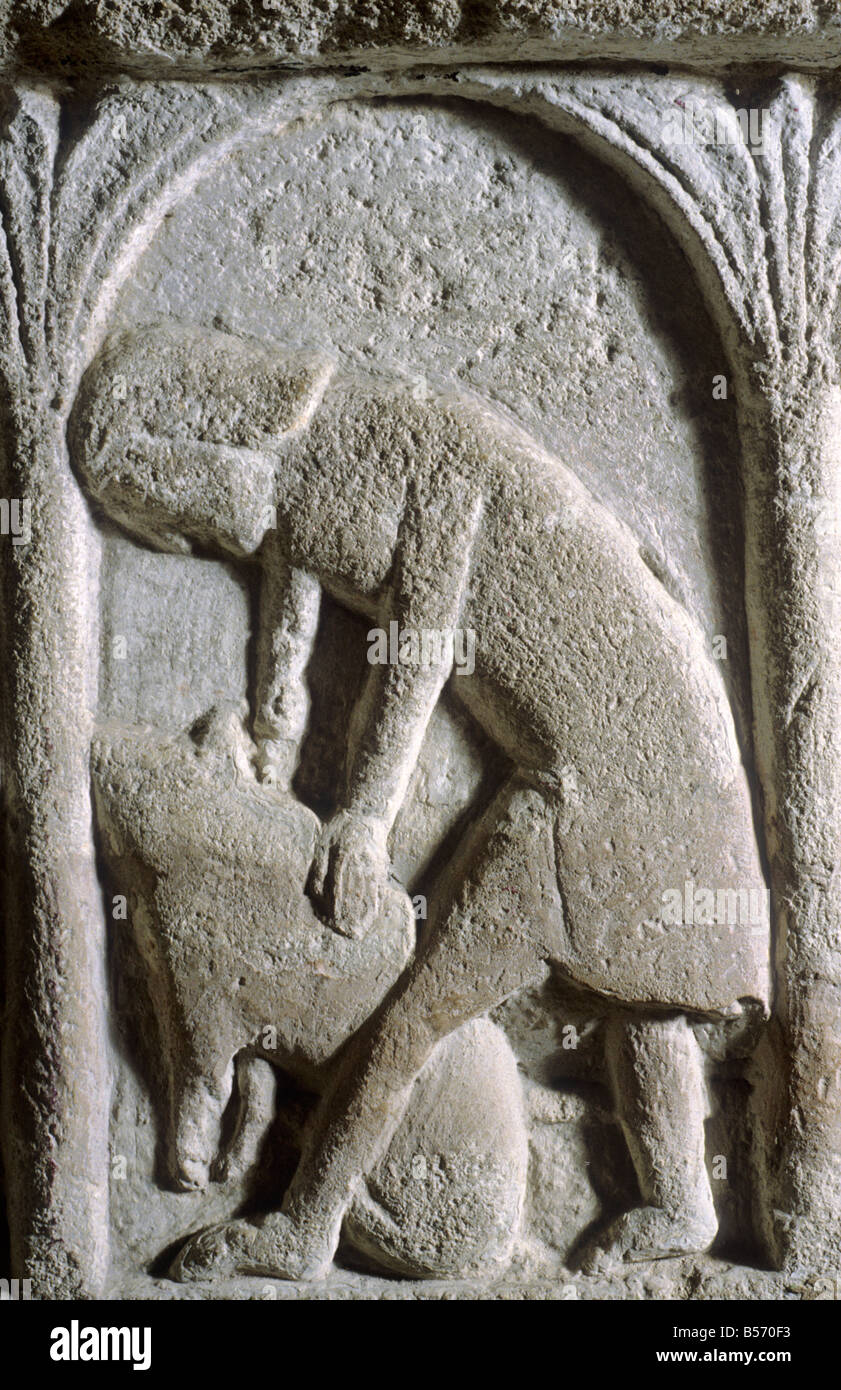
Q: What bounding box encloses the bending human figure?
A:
[71,322,770,1279]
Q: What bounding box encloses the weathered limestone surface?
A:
[7,2,841,74]
[2,7,841,1303]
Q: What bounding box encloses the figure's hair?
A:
[68,320,335,555]
[71,320,334,460]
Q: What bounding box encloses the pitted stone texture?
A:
[80,319,770,1016]
[5,2,841,76]
[4,66,831,1302]
[72,305,770,1285]
[111,96,749,684]
[345,1019,528,1278]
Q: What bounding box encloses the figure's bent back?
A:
[70,322,771,1017]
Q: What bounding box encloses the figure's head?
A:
[69,320,334,556]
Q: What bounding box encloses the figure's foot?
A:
[580,1204,718,1273]
[169,1213,334,1283]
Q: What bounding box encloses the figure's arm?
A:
[253,544,321,789]
[345,489,484,828]
[310,481,484,936]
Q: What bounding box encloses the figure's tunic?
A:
[471,408,772,1017]
[296,378,772,1017]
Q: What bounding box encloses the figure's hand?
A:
[307,810,390,939]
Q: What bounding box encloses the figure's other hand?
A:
[307,810,390,939]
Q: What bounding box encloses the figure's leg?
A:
[587,1012,717,1263]
[170,781,560,1280]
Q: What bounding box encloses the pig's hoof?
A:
[210,1146,254,1184]
[170,1152,211,1192]
[171,1105,219,1189]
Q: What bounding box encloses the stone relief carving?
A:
[1,57,841,1300]
[69,318,768,1281]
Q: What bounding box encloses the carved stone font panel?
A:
[3,15,841,1306]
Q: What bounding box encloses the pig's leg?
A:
[169,1049,235,1192]
[214,1055,278,1183]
